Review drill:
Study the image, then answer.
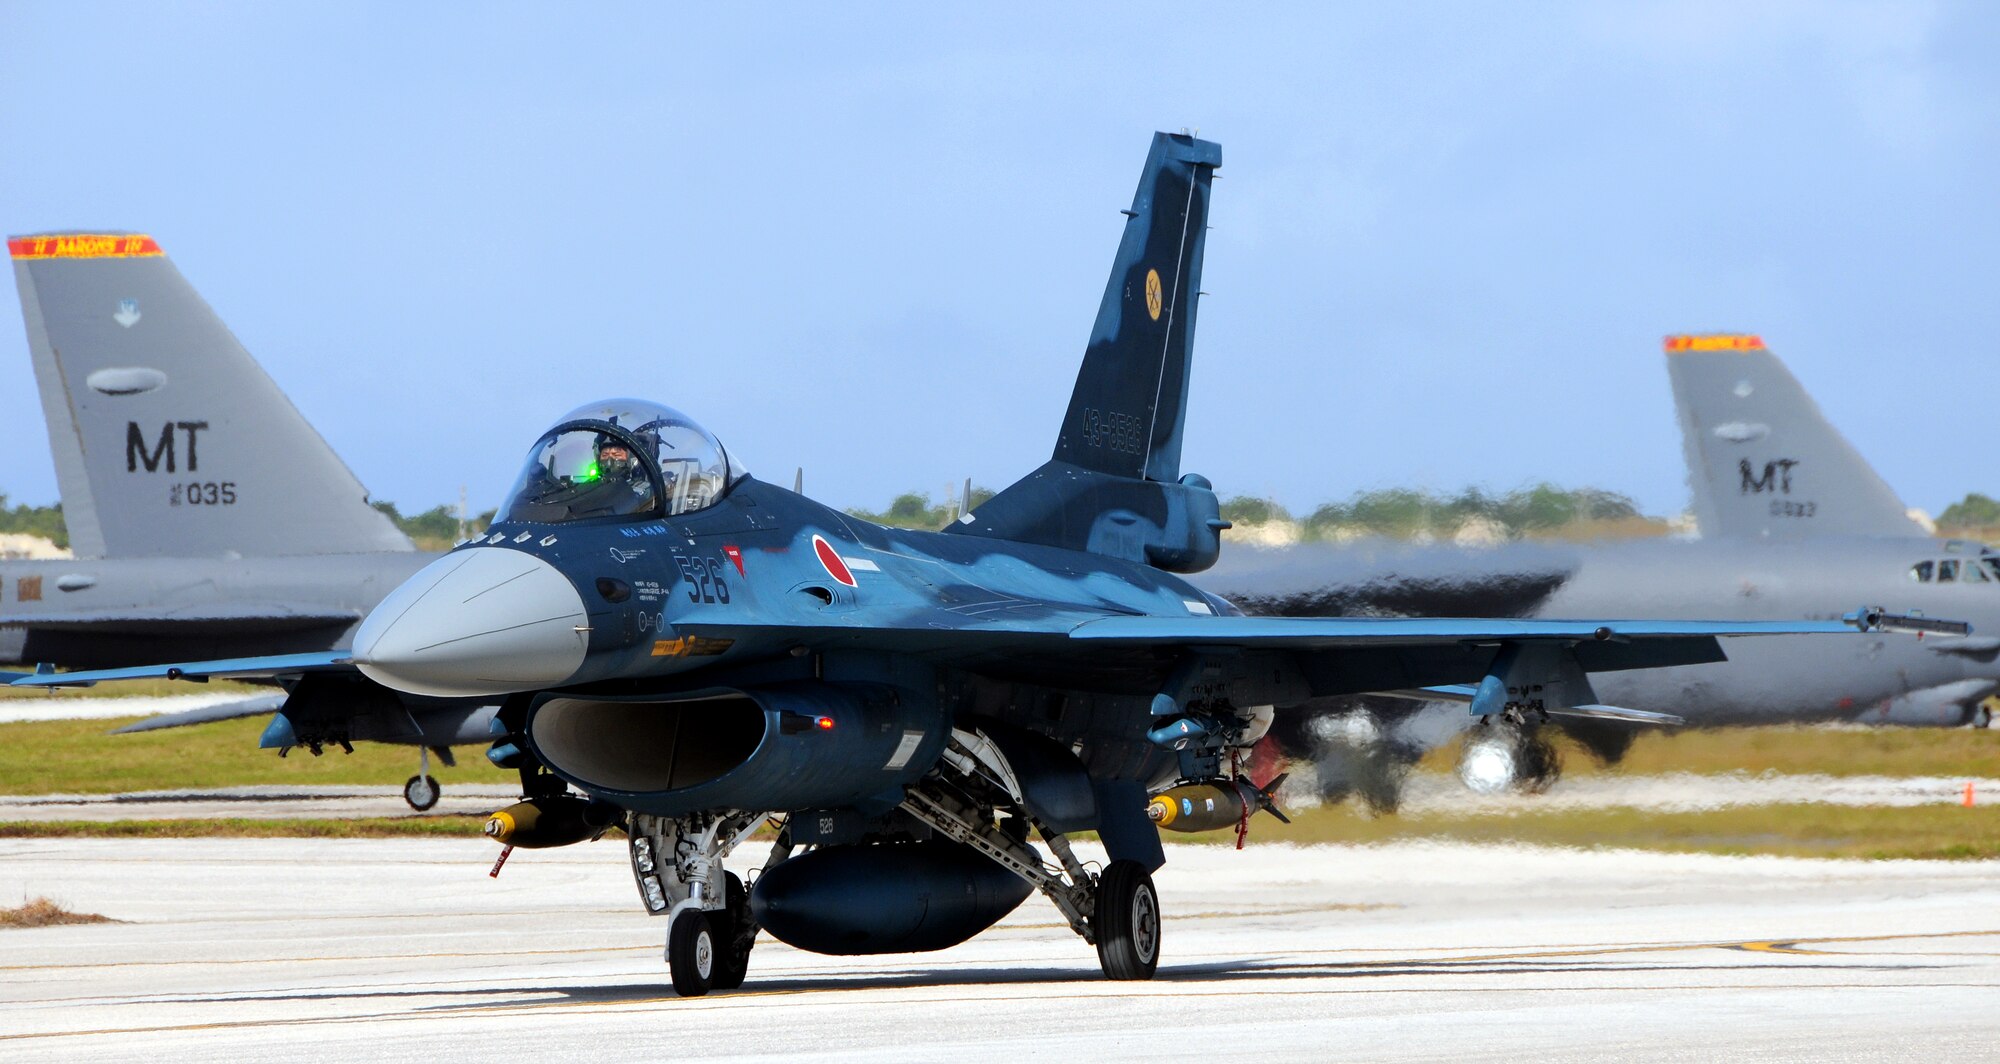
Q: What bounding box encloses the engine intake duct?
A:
[525,682,945,816]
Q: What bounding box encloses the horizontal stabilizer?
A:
[109,692,288,733]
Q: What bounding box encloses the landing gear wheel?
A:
[709,871,753,990]
[667,908,716,997]
[403,774,440,812]
[1092,860,1160,980]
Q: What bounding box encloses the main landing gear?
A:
[899,728,1162,981]
[1093,860,1160,979]
[629,811,764,996]
[401,745,456,811]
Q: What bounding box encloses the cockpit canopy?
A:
[502,399,741,524]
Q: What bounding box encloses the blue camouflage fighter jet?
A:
[25,133,1929,995]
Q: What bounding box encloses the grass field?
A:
[0,678,267,701]
[8,714,1998,797]
[1416,721,2000,779]
[5,711,2000,859]
[1182,802,2000,860]
[0,714,511,794]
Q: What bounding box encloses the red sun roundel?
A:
[812,535,857,587]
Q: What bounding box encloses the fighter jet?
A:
[20,134,1907,994]
[4,231,481,809]
[1201,334,2000,798]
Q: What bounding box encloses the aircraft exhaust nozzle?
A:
[352,548,589,697]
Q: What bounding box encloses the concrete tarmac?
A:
[4,837,1998,1062]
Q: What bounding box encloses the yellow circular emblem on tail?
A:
[1144,269,1163,321]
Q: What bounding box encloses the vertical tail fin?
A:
[1665,334,1923,540]
[9,232,414,558]
[949,133,1226,572]
[1055,132,1219,481]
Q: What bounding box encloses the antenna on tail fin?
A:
[949,133,1227,572]
[1665,334,1923,540]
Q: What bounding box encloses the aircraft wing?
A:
[12,650,352,688]
[15,610,1950,707]
[1063,614,1865,645]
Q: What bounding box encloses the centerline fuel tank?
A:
[749,840,1034,955]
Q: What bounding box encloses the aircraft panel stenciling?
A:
[8,233,163,259]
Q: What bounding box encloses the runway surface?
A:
[4,837,1998,1062]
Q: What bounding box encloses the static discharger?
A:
[1663,334,1766,353]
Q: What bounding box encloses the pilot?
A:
[596,439,637,481]
[574,435,654,514]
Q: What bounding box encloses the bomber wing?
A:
[109,692,290,733]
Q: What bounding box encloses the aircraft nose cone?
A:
[354,548,589,697]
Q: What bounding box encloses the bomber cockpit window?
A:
[1939,559,1960,583]
[1911,561,1934,582]
[501,399,742,525]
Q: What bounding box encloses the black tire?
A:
[709,871,752,991]
[667,908,715,997]
[403,775,440,812]
[1093,860,1160,980]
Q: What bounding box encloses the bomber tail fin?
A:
[9,232,413,558]
[1665,334,1923,540]
[948,133,1225,572]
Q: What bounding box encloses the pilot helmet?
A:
[594,434,635,479]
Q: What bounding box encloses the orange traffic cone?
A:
[1964,782,1977,808]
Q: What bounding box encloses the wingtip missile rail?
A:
[1845,607,1972,637]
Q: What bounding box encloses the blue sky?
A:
[4,3,1996,520]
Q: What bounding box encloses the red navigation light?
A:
[814,715,836,731]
